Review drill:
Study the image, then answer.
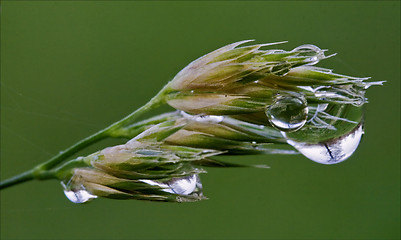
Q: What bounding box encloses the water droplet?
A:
[266,94,308,132]
[284,124,363,164]
[140,174,202,196]
[166,174,201,195]
[292,44,324,65]
[61,182,97,203]
[180,111,224,123]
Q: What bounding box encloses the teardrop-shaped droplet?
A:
[165,174,201,195]
[266,94,308,132]
[61,182,97,203]
[284,124,363,164]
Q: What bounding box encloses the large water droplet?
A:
[61,182,97,203]
[284,124,363,164]
[266,94,308,132]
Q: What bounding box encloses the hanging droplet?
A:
[283,124,363,164]
[166,174,201,195]
[140,174,202,196]
[61,182,97,203]
[266,94,308,132]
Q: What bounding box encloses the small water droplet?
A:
[181,111,224,123]
[166,174,201,195]
[61,182,97,203]
[266,94,308,132]
[284,124,363,164]
[141,174,202,196]
[292,44,324,65]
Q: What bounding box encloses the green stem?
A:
[0,157,86,189]
[0,85,171,190]
[0,170,35,190]
[111,111,180,138]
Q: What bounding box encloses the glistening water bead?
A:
[266,94,308,132]
[283,123,364,164]
[140,174,202,195]
[61,182,97,203]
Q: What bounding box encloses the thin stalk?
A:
[110,111,180,138]
[0,170,35,190]
[0,158,85,189]
[0,86,171,190]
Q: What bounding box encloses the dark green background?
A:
[1,1,399,240]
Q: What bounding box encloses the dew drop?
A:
[266,94,308,132]
[292,44,324,65]
[180,111,224,123]
[284,124,363,164]
[140,174,202,196]
[166,174,201,195]
[61,182,97,203]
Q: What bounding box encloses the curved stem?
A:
[0,86,171,190]
[0,170,35,190]
[33,130,108,172]
[111,111,180,138]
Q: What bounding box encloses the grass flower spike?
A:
[166,40,381,114]
[58,122,222,203]
[112,111,297,154]
[0,40,382,204]
[164,40,383,164]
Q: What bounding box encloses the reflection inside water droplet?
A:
[61,182,97,203]
[283,123,363,164]
[140,174,202,196]
[266,94,308,132]
[180,111,224,123]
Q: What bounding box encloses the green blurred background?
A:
[1,1,399,240]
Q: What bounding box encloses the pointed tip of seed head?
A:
[264,40,288,46]
[253,164,271,169]
[234,40,288,49]
[325,53,337,59]
[363,80,385,89]
[256,41,288,48]
[231,39,255,48]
